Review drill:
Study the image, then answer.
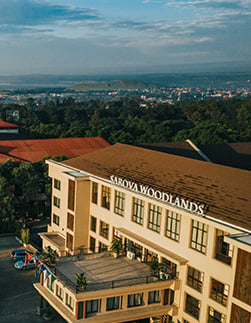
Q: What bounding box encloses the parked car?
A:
[11,249,27,262]
[14,257,37,270]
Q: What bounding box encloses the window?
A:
[101,185,111,209]
[100,221,109,239]
[56,285,63,300]
[185,294,200,320]
[148,290,161,304]
[54,178,61,190]
[148,204,161,233]
[90,216,97,232]
[67,213,74,231]
[132,198,144,225]
[166,211,180,241]
[114,190,125,216]
[66,294,74,310]
[86,299,101,316]
[187,266,204,293]
[208,306,226,323]
[68,179,75,211]
[92,182,98,204]
[53,213,59,226]
[66,233,73,250]
[190,220,208,254]
[90,236,96,252]
[99,242,108,252]
[53,196,60,208]
[215,229,232,265]
[106,296,121,311]
[128,293,144,307]
[210,279,229,306]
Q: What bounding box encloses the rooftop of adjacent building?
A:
[137,141,251,171]
[0,137,110,163]
[0,118,18,128]
[61,143,251,232]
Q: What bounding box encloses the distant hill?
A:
[68,80,151,91]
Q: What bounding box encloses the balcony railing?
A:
[51,265,178,294]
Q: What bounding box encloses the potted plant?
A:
[42,246,58,266]
[110,238,123,258]
[75,272,87,290]
[149,257,162,278]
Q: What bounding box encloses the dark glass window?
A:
[68,179,75,211]
[148,290,161,304]
[53,196,60,208]
[215,229,232,265]
[86,299,100,315]
[208,306,226,323]
[166,211,180,241]
[66,232,73,250]
[92,182,98,204]
[67,212,74,231]
[53,213,59,225]
[185,294,200,320]
[128,293,144,307]
[148,203,161,233]
[114,190,125,216]
[210,279,229,306]
[132,198,144,225]
[100,221,109,239]
[90,216,97,232]
[101,185,111,210]
[187,266,204,293]
[90,236,96,252]
[190,220,208,254]
[54,179,61,190]
[106,296,121,311]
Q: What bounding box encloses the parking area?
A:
[0,235,65,323]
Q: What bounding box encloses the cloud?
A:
[0,0,100,26]
[166,0,249,10]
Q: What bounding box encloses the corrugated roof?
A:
[0,119,18,128]
[0,137,110,163]
[62,143,251,231]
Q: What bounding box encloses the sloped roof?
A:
[0,137,110,163]
[0,119,18,128]
[62,143,251,231]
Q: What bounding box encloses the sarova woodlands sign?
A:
[110,175,206,215]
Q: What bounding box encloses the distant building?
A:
[36,143,250,322]
[0,118,19,134]
[0,137,110,164]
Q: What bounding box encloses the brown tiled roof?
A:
[0,119,18,128]
[0,137,110,163]
[62,143,251,231]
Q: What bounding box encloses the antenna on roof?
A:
[186,139,212,163]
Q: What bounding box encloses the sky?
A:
[0,0,250,75]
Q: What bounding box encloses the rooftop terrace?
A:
[53,252,176,293]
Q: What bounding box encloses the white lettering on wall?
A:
[110,175,206,215]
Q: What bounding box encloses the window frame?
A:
[90,216,97,232]
[67,212,74,231]
[148,290,161,304]
[54,178,61,190]
[92,182,98,204]
[165,211,181,241]
[185,293,200,320]
[53,196,60,208]
[210,278,229,306]
[187,266,204,293]
[114,190,125,216]
[66,293,74,310]
[56,285,64,301]
[128,293,144,308]
[53,213,59,226]
[101,185,111,210]
[100,221,109,239]
[215,229,232,265]
[190,220,208,254]
[148,203,161,233]
[106,296,121,311]
[208,306,226,323]
[132,198,144,225]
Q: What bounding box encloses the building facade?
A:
[38,143,251,323]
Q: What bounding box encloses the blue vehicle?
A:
[11,249,27,262]
[14,257,37,270]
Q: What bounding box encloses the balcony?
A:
[49,252,179,294]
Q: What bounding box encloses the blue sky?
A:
[0,0,250,75]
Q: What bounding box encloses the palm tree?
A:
[75,272,87,290]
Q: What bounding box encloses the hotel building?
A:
[37,143,251,323]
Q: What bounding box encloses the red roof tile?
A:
[0,137,110,163]
[0,119,18,128]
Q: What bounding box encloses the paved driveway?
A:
[0,235,65,323]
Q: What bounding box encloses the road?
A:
[0,235,65,323]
